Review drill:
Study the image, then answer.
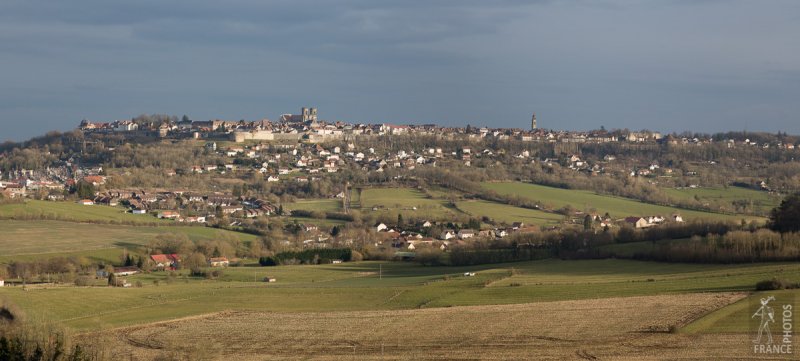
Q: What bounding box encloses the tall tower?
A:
[531,113,537,130]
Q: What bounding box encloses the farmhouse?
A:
[209,257,230,267]
[221,205,244,215]
[83,175,106,186]
[624,217,650,229]
[157,211,180,219]
[457,229,475,239]
[151,254,181,270]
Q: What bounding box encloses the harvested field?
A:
[97,292,755,360]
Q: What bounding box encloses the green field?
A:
[664,186,780,214]
[0,220,257,262]
[483,182,760,222]
[0,200,171,224]
[283,198,342,213]
[2,259,797,331]
[682,289,800,334]
[358,188,458,219]
[455,200,564,226]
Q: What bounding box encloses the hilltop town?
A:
[76,108,800,150]
[0,108,795,259]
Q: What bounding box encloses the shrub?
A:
[258,256,277,266]
[269,248,352,265]
[74,276,93,287]
[755,278,799,291]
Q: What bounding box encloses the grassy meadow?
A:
[663,186,780,214]
[0,200,170,224]
[681,289,800,338]
[455,200,564,226]
[482,181,762,222]
[96,293,751,360]
[283,198,342,213]
[357,187,459,220]
[2,259,797,332]
[0,220,257,260]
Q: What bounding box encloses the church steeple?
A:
[531,113,537,130]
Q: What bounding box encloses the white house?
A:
[157,211,180,219]
[457,229,475,239]
[376,223,388,232]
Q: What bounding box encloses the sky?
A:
[1,0,799,141]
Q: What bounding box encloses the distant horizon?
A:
[2,1,799,141]
[4,112,798,144]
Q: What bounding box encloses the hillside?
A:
[482,182,764,222]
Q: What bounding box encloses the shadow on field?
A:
[113,241,144,249]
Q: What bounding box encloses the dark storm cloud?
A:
[0,0,798,141]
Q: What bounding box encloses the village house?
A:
[624,217,651,229]
[83,175,106,186]
[457,229,475,239]
[184,216,206,223]
[221,205,244,215]
[150,254,181,270]
[494,229,509,238]
[208,257,230,267]
[157,210,180,219]
[185,193,204,203]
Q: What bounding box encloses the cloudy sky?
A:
[1,0,799,141]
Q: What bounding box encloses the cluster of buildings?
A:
[77,108,800,153]
[624,215,684,229]
[78,188,279,223]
